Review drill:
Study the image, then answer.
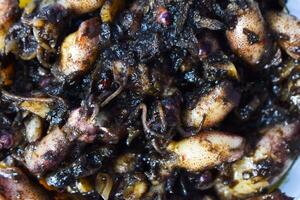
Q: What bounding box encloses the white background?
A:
[287,0,300,18]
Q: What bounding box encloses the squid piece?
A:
[0,0,19,53]
[215,121,300,199]
[1,92,52,118]
[165,131,245,172]
[226,0,270,66]
[20,100,52,118]
[64,107,125,144]
[95,173,114,200]
[58,17,101,79]
[19,0,32,8]
[266,11,300,60]
[1,90,67,120]
[30,4,69,67]
[62,108,99,141]
[113,173,148,200]
[24,106,101,175]
[58,0,104,14]
[0,165,49,200]
[24,126,70,175]
[113,152,138,173]
[23,3,69,49]
[183,81,240,128]
[24,115,43,143]
[100,0,125,23]
[203,54,240,80]
[257,122,300,163]
[73,178,94,194]
[122,180,148,200]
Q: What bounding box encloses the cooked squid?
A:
[1,90,67,121]
[226,0,271,66]
[24,115,43,143]
[0,0,18,53]
[183,81,240,128]
[266,11,300,60]
[0,0,299,199]
[58,17,101,79]
[24,126,70,175]
[58,0,105,14]
[0,165,49,200]
[165,131,245,172]
[215,121,300,199]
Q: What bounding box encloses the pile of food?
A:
[0,0,299,199]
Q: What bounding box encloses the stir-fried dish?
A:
[0,0,299,199]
